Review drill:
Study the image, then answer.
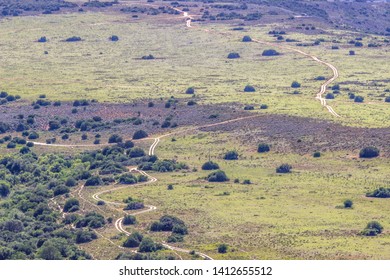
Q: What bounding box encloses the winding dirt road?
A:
[46,5,342,260]
[180,8,340,117]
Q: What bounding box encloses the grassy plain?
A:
[0,11,388,127]
[93,131,390,260]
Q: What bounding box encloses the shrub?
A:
[65,178,77,187]
[313,151,321,158]
[244,85,256,92]
[141,54,155,60]
[65,36,82,42]
[349,50,355,55]
[148,101,154,107]
[37,36,46,42]
[109,35,119,41]
[359,147,379,158]
[325,93,334,99]
[207,170,229,182]
[124,202,144,210]
[362,221,383,236]
[366,187,390,198]
[167,184,174,190]
[0,181,10,197]
[224,150,238,160]
[123,232,143,248]
[315,76,326,81]
[354,42,363,47]
[244,105,254,110]
[63,198,80,212]
[97,200,105,206]
[76,212,106,229]
[354,96,364,103]
[167,234,184,243]
[243,179,251,184]
[384,96,390,103]
[343,199,353,208]
[28,132,39,139]
[133,130,148,140]
[218,244,228,253]
[172,224,188,235]
[227,52,240,59]
[85,176,103,186]
[187,100,196,106]
[291,81,301,88]
[118,174,137,184]
[123,215,137,225]
[260,104,268,109]
[202,161,219,170]
[123,140,134,149]
[262,49,279,56]
[138,237,163,253]
[75,230,97,244]
[53,101,61,106]
[185,87,195,94]
[108,134,122,143]
[242,35,252,42]
[276,164,292,173]
[257,143,270,153]
[6,142,16,149]
[49,121,60,130]
[128,147,145,158]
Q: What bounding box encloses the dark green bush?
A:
[244,85,255,92]
[366,187,390,198]
[224,150,238,160]
[202,161,219,170]
[133,130,148,140]
[123,215,137,225]
[359,147,379,158]
[207,170,229,182]
[63,198,80,212]
[276,164,292,173]
[257,143,270,153]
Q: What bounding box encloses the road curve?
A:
[180,8,340,117]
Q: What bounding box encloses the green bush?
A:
[227,52,240,59]
[359,147,379,158]
[262,49,279,56]
[354,96,364,103]
[133,130,148,140]
[185,87,195,94]
[224,150,238,160]
[244,85,256,92]
[242,35,252,42]
[218,244,228,253]
[343,199,353,208]
[201,161,219,170]
[63,198,80,212]
[123,215,137,225]
[362,221,383,236]
[207,170,229,182]
[313,151,321,158]
[257,143,270,153]
[276,164,292,173]
[0,181,10,197]
[366,187,390,198]
[123,232,143,248]
[108,134,122,143]
[138,237,163,253]
[291,81,301,88]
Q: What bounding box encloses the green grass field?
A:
[0,11,388,127]
[93,131,390,259]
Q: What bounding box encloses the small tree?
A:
[349,50,355,55]
[385,96,390,103]
[138,237,163,253]
[325,93,335,99]
[257,143,270,153]
[359,147,379,158]
[276,164,292,174]
[38,36,47,43]
[313,151,321,158]
[167,184,174,190]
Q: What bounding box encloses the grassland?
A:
[92,131,390,259]
[0,10,388,127]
